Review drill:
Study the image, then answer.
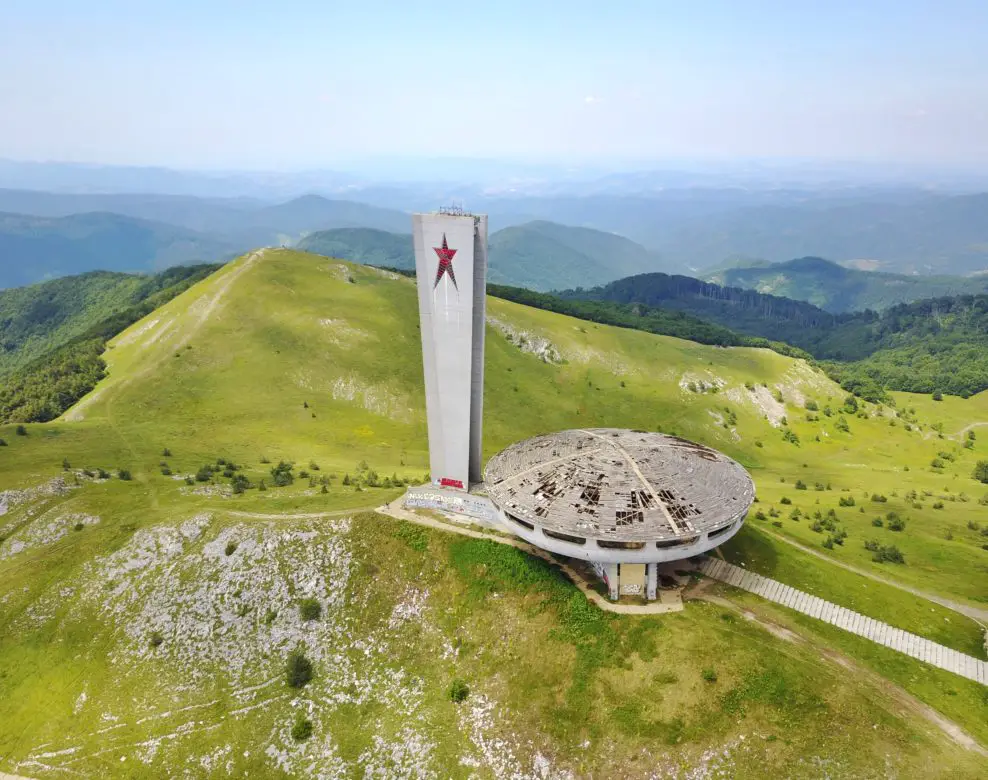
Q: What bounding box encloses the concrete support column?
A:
[604,563,620,601]
[646,563,658,601]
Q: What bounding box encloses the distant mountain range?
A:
[703,257,988,313]
[0,191,410,287]
[643,194,988,276]
[0,211,236,288]
[6,183,988,291]
[299,221,680,291]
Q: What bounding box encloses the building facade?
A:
[412,211,488,491]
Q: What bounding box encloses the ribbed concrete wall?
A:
[469,215,488,485]
[699,557,987,686]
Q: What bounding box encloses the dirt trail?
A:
[755,525,988,625]
[954,421,988,439]
[62,249,266,423]
[689,587,988,757]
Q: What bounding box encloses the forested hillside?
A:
[297,227,415,270]
[704,256,988,313]
[560,275,988,398]
[0,268,216,376]
[298,220,675,291]
[0,264,220,423]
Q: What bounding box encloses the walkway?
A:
[755,525,988,625]
[698,557,988,686]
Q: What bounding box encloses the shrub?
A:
[772,521,783,528]
[231,474,250,494]
[184,476,195,486]
[931,458,945,469]
[195,465,214,482]
[754,510,766,521]
[271,461,294,487]
[932,391,943,401]
[149,631,164,648]
[782,428,800,446]
[225,541,238,556]
[0,438,6,446]
[822,537,834,550]
[834,416,850,433]
[780,496,792,505]
[838,496,855,507]
[449,678,470,702]
[932,501,944,510]
[291,714,313,742]
[701,668,718,683]
[299,598,321,621]
[871,517,884,527]
[62,458,71,470]
[870,494,887,503]
[73,521,85,532]
[160,466,172,476]
[286,650,313,688]
[805,399,819,411]
[969,521,981,531]
[118,469,132,481]
[795,480,807,490]
[15,424,27,436]
[973,461,988,484]
[876,545,904,564]
[886,513,906,532]
[162,448,171,457]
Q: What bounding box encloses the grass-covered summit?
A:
[1,249,986,777]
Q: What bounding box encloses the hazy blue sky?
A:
[2,0,987,169]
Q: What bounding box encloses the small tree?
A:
[162,447,172,457]
[291,714,313,742]
[15,425,27,436]
[118,469,133,481]
[448,678,470,702]
[973,461,988,484]
[932,391,943,401]
[286,650,313,688]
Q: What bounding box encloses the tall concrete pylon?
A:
[412,210,488,490]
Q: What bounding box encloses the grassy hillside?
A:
[1,250,986,777]
[0,211,236,288]
[0,267,219,376]
[0,265,221,423]
[706,256,988,313]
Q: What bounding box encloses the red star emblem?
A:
[432,233,458,290]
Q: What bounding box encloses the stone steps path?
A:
[698,557,987,686]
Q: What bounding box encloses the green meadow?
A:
[1,250,985,777]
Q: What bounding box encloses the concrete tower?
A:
[412,209,488,490]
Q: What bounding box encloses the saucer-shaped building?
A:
[484,428,755,599]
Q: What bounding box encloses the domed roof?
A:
[484,428,755,542]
